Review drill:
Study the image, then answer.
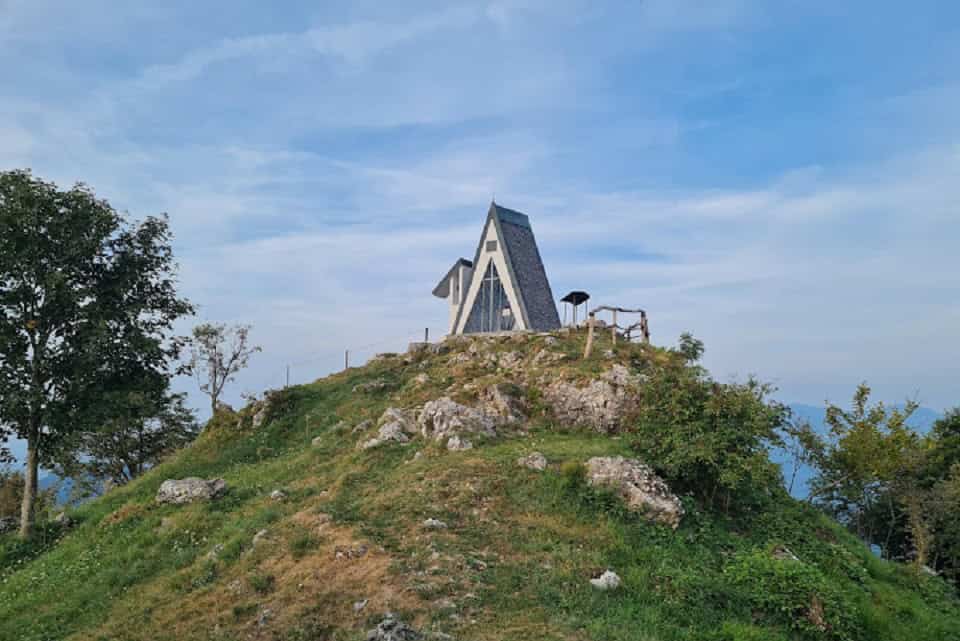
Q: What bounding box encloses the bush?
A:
[288,533,320,559]
[725,549,861,641]
[630,343,787,511]
[248,571,275,594]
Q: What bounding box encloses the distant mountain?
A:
[774,403,942,498]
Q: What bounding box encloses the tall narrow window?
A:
[464,262,515,333]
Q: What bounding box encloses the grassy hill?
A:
[1,331,958,641]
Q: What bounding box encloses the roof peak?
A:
[488,202,530,229]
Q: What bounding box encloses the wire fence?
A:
[250,327,444,395]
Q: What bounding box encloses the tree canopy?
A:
[0,169,193,537]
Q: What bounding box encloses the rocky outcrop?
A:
[156,478,227,505]
[543,364,640,433]
[366,613,422,640]
[359,408,416,450]
[480,384,526,424]
[590,570,621,590]
[517,452,548,471]
[585,457,683,529]
[418,397,498,450]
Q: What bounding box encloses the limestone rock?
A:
[423,518,448,530]
[252,529,269,546]
[53,511,74,527]
[156,478,227,505]
[352,419,374,434]
[418,398,498,449]
[585,457,683,529]
[446,435,473,451]
[543,364,640,433]
[360,408,416,450]
[517,452,548,471]
[311,435,324,447]
[480,384,526,424]
[414,373,430,386]
[590,570,621,590]
[366,613,422,641]
[495,350,523,370]
[270,489,286,501]
[354,378,390,393]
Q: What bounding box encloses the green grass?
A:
[1,331,959,641]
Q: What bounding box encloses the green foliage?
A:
[288,532,320,559]
[0,169,193,537]
[248,571,275,594]
[725,549,860,640]
[0,331,958,641]
[630,339,787,511]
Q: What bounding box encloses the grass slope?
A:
[1,332,959,641]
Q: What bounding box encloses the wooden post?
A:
[611,309,618,345]
[641,311,650,344]
[583,312,596,359]
[344,349,349,370]
[425,327,429,343]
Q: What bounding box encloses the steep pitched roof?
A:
[432,258,473,298]
[452,202,560,332]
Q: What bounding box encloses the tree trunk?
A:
[18,430,39,539]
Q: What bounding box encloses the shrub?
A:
[630,342,787,511]
[725,549,860,641]
[288,533,320,559]
[248,571,275,594]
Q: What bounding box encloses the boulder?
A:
[585,457,683,529]
[270,489,286,501]
[359,408,416,450]
[156,478,227,505]
[423,518,448,529]
[590,570,621,590]
[252,528,269,546]
[446,435,473,451]
[418,397,498,451]
[480,384,526,424]
[53,511,74,527]
[517,452,548,471]
[543,364,640,433]
[366,613,423,641]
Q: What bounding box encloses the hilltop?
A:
[1,330,958,641]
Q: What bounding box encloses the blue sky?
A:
[2,1,959,421]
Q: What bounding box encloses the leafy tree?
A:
[805,384,919,551]
[631,335,788,511]
[0,170,193,537]
[186,323,261,417]
[56,391,198,487]
[0,466,58,524]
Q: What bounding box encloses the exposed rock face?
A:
[480,384,526,424]
[585,457,683,529]
[418,397,498,450]
[544,364,640,433]
[590,570,622,590]
[366,613,422,641]
[445,435,473,451]
[156,478,227,505]
[360,408,416,450]
[517,452,548,471]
